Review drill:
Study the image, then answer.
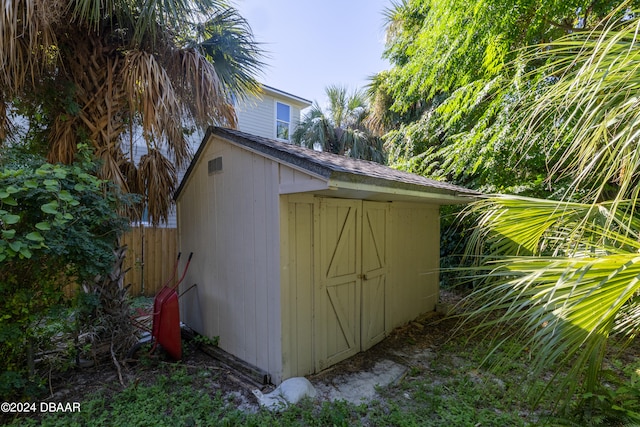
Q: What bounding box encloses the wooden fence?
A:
[121,226,178,297]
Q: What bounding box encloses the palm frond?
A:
[194,7,264,99]
[325,85,348,128]
[0,0,59,94]
[468,195,640,256]
[120,49,191,166]
[517,7,640,203]
[464,250,640,403]
[463,191,640,408]
[292,103,332,150]
[1,0,263,224]
[119,155,144,221]
[95,145,129,193]
[293,86,386,162]
[138,149,176,226]
[170,47,236,128]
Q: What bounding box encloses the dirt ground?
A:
[7,289,638,426]
[34,291,464,414]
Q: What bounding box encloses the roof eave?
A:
[174,126,216,201]
[327,175,478,204]
[260,85,312,108]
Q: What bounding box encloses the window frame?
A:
[275,101,291,140]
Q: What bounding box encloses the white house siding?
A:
[235,91,305,141]
[177,137,283,379]
[235,96,273,138]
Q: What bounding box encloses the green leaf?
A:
[2,229,16,239]
[59,191,75,202]
[43,179,58,187]
[19,247,32,259]
[2,214,20,225]
[9,241,22,252]
[52,218,68,227]
[24,180,38,189]
[35,222,51,231]
[53,169,67,179]
[41,201,59,214]
[2,197,18,206]
[26,231,44,242]
[74,184,86,191]
[5,186,20,194]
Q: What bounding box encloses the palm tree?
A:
[292,85,386,163]
[463,5,640,414]
[0,0,263,224]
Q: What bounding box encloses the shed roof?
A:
[175,127,479,204]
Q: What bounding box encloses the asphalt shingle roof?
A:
[175,127,479,200]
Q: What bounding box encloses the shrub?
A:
[0,145,130,399]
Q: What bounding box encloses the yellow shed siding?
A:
[280,194,316,380]
[279,198,441,379]
[387,202,441,325]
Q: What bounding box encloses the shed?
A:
[174,127,477,384]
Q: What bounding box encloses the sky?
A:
[234,0,392,110]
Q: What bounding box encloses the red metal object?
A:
[152,286,182,359]
[131,252,193,361]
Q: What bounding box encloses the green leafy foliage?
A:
[459,7,640,418]
[374,0,640,420]
[574,359,640,426]
[0,145,130,399]
[373,0,640,194]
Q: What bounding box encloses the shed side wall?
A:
[387,202,440,325]
[177,136,282,379]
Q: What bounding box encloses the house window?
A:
[276,102,291,140]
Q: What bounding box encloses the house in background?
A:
[129,84,311,228]
[174,127,478,384]
[121,85,310,297]
[235,85,312,141]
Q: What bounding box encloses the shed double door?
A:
[316,198,388,371]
